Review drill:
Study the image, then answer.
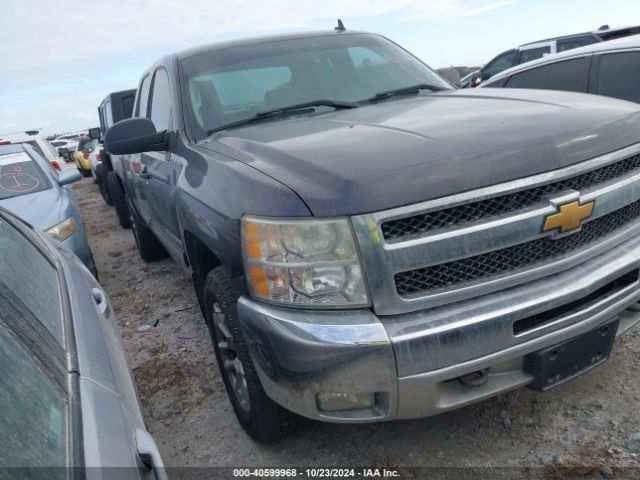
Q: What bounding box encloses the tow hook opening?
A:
[457,369,489,387]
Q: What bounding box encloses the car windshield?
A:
[182,33,453,139]
[0,151,51,200]
[78,138,98,153]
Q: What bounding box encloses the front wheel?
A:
[202,267,299,443]
[125,195,168,262]
[95,164,113,205]
[107,172,130,228]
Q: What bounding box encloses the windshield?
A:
[182,33,453,139]
[0,151,51,200]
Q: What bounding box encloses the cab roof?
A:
[173,29,371,61]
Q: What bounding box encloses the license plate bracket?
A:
[525,319,619,391]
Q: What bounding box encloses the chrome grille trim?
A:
[395,199,640,296]
[382,153,640,240]
[352,142,640,316]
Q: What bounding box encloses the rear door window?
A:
[0,151,51,200]
[505,57,588,92]
[519,46,551,64]
[104,99,113,128]
[597,51,640,103]
[557,35,600,52]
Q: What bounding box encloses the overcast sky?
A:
[2,0,639,136]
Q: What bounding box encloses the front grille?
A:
[382,154,640,241]
[395,199,640,296]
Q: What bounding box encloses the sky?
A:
[1,0,639,136]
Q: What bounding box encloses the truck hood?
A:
[201,89,640,216]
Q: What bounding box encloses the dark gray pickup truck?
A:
[105,29,640,443]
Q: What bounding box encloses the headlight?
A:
[45,217,76,242]
[242,216,369,307]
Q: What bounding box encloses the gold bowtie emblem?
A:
[543,200,594,233]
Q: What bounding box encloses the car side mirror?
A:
[481,72,491,81]
[57,169,82,186]
[88,127,101,140]
[104,118,168,155]
[59,147,69,159]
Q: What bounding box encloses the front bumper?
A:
[239,233,640,423]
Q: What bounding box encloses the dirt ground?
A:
[73,176,640,478]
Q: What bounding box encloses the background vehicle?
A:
[0,208,165,477]
[0,130,63,171]
[94,89,136,223]
[481,34,640,105]
[0,143,96,276]
[73,136,98,177]
[51,132,85,160]
[105,29,640,444]
[461,32,603,87]
[461,24,640,87]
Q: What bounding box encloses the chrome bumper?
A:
[238,233,640,423]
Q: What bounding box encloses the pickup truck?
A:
[105,29,640,443]
[91,89,136,222]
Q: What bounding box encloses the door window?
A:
[149,69,172,131]
[0,326,67,474]
[136,74,151,117]
[483,50,518,78]
[557,35,600,52]
[598,51,640,103]
[104,99,113,128]
[519,46,551,64]
[505,57,587,92]
[0,218,62,344]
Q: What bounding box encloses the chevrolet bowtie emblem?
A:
[543,200,595,233]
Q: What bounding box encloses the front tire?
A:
[202,267,298,443]
[95,164,113,205]
[125,195,168,262]
[107,172,131,228]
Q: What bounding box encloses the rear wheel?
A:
[95,164,113,205]
[125,195,168,262]
[107,172,131,228]
[202,267,299,443]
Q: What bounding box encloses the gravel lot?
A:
[73,176,640,478]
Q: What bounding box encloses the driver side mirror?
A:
[481,72,491,81]
[57,169,82,186]
[104,118,168,155]
[58,147,69,159]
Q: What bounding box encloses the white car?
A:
[51,132,88,160]
[0,130,63,171]
[89,143,103,183]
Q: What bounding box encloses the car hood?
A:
[0,187,64,231]
[200,89,640,216]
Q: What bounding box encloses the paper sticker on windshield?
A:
[0,152,32,166]
[0,166,40,193]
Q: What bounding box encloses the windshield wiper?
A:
[206,100,357,135]
[361,83,445,103]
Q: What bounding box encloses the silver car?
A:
[0,208,166,478]
[0,143,96,277]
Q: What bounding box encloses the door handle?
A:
[136,428,168,480]
[139,165,150,180]
[91,288,110,317]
